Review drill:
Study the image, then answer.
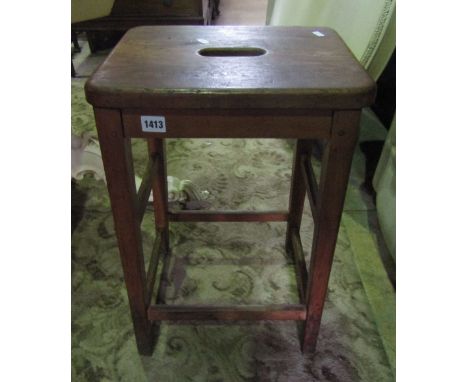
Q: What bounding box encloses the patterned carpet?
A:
[71,79,394,381]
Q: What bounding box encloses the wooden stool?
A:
[85,26,376,356]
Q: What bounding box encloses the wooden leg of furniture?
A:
[147,138,169,249]
[94,108,155,355]
[285,139,314,343]
[147,138,170,306]
[286,139,313,268]
[302,111,361,352]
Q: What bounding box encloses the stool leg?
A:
[302,110,361,352]
[285,139,313,256]
[94,108,155,355]
[147,138,170,305]
[147,138,170,252]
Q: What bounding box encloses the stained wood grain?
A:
[300,154,319,221]
[88,26,376,356]
[302,110,361,353]
[122,109,332,139]
[85,26,376,109]
[94,108,155,355]
[168,210,289,222]
[147,139,170,250]
[136,155,160,223]
[145,231,166,305]
[285,140,314,257]
[291,228,308,304]
[147,304,307,321]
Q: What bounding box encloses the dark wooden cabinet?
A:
[72,0,219,52]
[112,0,209,18]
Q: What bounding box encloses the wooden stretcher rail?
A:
[145,231,166,305]
[137,155,160,223]
[291,228,309,304]
[168,210,289,222]
[147,304,307,321]
[300,154,319,221]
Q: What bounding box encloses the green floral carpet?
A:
[72,79,394,381]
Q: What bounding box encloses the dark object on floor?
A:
[213,0,220,17]
[359,140,385,200]
[371,50,395,130]
[72,31,81,53]
[72,0,217,54]
[71,180,87,233]
[71,31,81,77]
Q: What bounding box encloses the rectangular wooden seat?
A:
[85,26,375,110]
[85,25,376,356]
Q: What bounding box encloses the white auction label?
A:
[141,116,166,132]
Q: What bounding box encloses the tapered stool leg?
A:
[286,139,314,253]
[94,108,155,355]
[302,111,361,352]
[147,138,170,305]
[286,139,314,304]
[147,138,169,250]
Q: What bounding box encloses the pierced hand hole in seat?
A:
[198,47,267,57]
